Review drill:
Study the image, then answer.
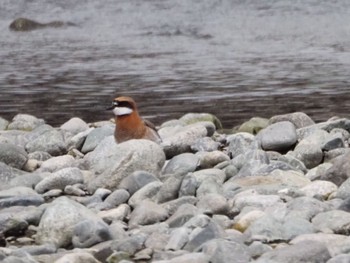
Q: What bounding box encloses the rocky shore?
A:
[0,111,350,263]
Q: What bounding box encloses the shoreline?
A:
[0,111,349,262]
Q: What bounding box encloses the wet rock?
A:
[25,129,67,156]
[60,117,89,135]
[38,155,75,173]
[35,196,105,248]
[257,121,297,152]
[34,167,84,194]
[81,125,114,154]
[162,153,199,175]
[322,132,345,151]
[0,143,28,169]
[201,238,251,263]
[196,151,230,169]
[269,112,315,129]
[85,138,165,192]
[118,171,159,196]
[8,114,45,131]
[255,240,331,263]
[128,200,168,228]
[72,219,111,248]
[0,195,44,208]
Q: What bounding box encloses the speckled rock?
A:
[196,151,230,169]
[162,153,200,176]
[81,125,114,154]
[0,143,28,169]
[128,200,168,228]
[269,112,315,129]
[118,171,160,196]
[38,155,75,173]
[60,117,90,135]
[8,114,45,131]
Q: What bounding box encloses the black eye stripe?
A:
[116,101,133,109]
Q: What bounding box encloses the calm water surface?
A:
[1,0,350,127]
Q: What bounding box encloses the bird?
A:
[107,96,162,144]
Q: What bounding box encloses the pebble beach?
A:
[0,111,350,263]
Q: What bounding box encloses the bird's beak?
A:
[106,101,118,110]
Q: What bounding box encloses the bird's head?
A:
[107,96,137,116]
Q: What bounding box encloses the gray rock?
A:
[145,232,170,251]
[322,132,345,151]
[192,168,226,185]
[14,243,57,256]
[312,210,350,234]
[8,114,45,131]
[3,254,38,263]
[319,152,350,186]
[0,195,44,208]
[228,132,258,159]
[196,193,228,215]
[306,163,333,181]
[72,219,111,248]
[233,194,282,211]
[269,112,315,129]
[184,221,225,252]
[191,137,220,153]
[327,254,350,263]
[201,238,251,263]
[162,196,198,216]
[118,171,159,196]
[81,125,114,154]
[161,124,208,158]
[257,121,297,152]
[154,252,210,263]
[166,204,199,228]
[238,117,269,135]
[0,162,28,186]
[156,175,183,203]
[34,167,84,194]
[300,180,337,199]
[38,155,75,173]
[25,129,67,156]
[248,241,273,259]
[104,189,130,207]
[35,196,105,247]
[55,252,101,263]
[28,151,52,162]
[291,143,323,169]
[179,173,199,197]
[162,153,199,176]
[235,149,270,177]
[0,143,28,169]
[165,227,190,251]
[64,184,86,196]
[196,151,230,169]
[287,196,329,220]
[111,232,147,255]
[0,117,9,130]
[128,181,163,208]
[98,204,131,224]
[85,137,165,192]
[128,200,168,228]
[196,178,222,197]
[66,127,93,151]
[255,240,331,263]
[60,117,89,135]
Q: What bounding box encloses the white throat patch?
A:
[113,107,133,116]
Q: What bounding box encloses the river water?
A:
[1,0,350,128]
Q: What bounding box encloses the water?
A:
[1,0,350,128]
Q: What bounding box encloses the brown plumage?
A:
[108,96,161,144]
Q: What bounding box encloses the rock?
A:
[34,167,84,194]
[162,153,199,176]
[128,200,168,228]
[227,132,258,159]
[269,112,315,129]
[0,117,9,130]
[35,196,105,248]
[192,168,226,185]
[191,137,220,152]
[60,117,89,135]
[81,125,114,154]
[300,180,337,199]
[166,204,199,228]
[233,194,282,211]
[0,162,28,186]
[305,163,333,181]
[196,178,222,197]
[162,124,208,158]
[312,210,350,234]
[9,17,76,31]
[201,238,251,263]
[54,252,101,263]
[85,138,165,192]
[184,221,225,252]
[287,196,329,220]
[25,129,67,156]
[255,240,331,263]
[144,232,169,251]
[162,196,198,216]
[8,114,44,131]
[291,143,323,169]
[0,143,28,169]
[165,227,190,251]
[38,155,75,173]
[233,210,266,232]
[118,171,159,196]
[319,152,350,186]
[179,173,199,197]
[238,117,269,135]
[72,219,111,248]
[322,132,345,151]
[111,232,147,255]
[128,181,163,208]
[64,185,86,196]
[23,159,40,172]
[156,175,183,203]
[248,241,273,259]
[196,193,229,215]
[327,254,350,263]
[196,151,230,169]
[154,252,210,263]
[98,204,131,224]
[179,113,222,130]
[28,151,52,162]
[0,194,44,208]
[66,128,93,151]
[103,189,130,208]
[257,121,297,152]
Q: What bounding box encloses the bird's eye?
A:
[113,101,118,106]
